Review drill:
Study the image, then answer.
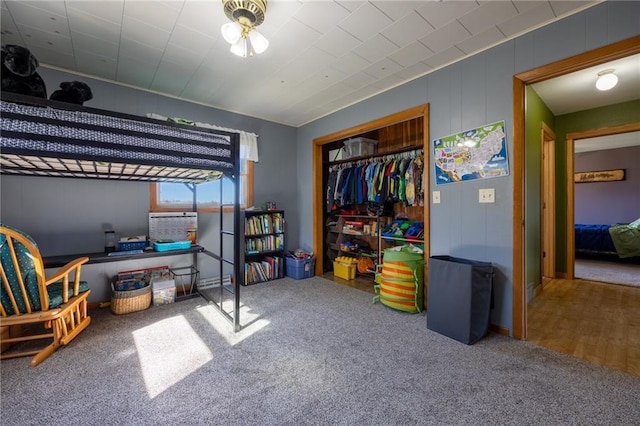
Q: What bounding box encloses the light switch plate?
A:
[479,188,495,203]
[432,191,441,204]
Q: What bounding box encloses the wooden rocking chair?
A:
[0,225,91,367]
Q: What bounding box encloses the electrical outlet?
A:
[432,191,441,204]
[479,188,495,203]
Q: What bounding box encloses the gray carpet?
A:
[575,258,640,287]
[2,276,639,425]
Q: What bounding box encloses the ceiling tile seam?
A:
[114,0,126,89]
[1,6,27,49]
[149,1,188,91]
[59,2,79,72]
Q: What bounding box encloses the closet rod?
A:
[328,144,423,167]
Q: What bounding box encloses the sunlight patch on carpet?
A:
[196,303,269,345]
[133,315,212,398]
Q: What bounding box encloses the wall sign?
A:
[574,169,625,183]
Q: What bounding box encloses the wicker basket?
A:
[110,283,151,315]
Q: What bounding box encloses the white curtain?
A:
[146,113,259,162]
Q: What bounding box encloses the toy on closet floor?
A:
[1,44,47,98]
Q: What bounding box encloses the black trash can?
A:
[426,255,494,344]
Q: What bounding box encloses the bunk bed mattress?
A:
[0,96,237,183]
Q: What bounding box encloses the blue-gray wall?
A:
[1,68,298,301]
[296,1,640,335]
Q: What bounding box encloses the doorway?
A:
[567,126,640,285]
[512,35,640,340]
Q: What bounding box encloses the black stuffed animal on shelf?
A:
[49,80,93,105]
[1,44,47,98]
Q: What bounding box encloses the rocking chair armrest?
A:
[45,257,89,299]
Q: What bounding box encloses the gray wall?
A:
[1,68,298,301]
[296,1,640,335]
[575,145,640,225]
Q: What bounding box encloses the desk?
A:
[43,245,205,268]
[43,245,206,304]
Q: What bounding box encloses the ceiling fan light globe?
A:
[221,22,242,44]
[230,38,247,57]
[248,30,269,54]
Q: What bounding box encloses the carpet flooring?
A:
[2,276,639,425]
[575,258,640,287]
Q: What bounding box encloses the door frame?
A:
[512,35,640,340]
[541,122,556,282]
[565,122,640,278]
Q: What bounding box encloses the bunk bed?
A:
[0,92,243,331]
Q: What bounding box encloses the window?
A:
[150,160,253,212]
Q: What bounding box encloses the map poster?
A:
[433,120,509,185]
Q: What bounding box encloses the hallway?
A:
[527,278,640,376]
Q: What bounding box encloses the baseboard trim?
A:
[491,324,510,336]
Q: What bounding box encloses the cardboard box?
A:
[152,278,176,306]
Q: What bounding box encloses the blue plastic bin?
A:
[286,257,315,280]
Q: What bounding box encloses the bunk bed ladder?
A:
[198,136,242,332]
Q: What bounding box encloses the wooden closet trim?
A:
[312,104,429,276]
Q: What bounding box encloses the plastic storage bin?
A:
[152,278,176,306]
[286,257,315,280]
[426,255,494,344]
[333,256,357,280]
[343,137,378,158]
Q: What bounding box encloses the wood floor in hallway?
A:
[527,278,640,376]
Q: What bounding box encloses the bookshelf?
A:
[243,210,285,285]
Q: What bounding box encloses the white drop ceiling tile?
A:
[338,71,377,91]
[175,0,221,32]
[313,25,361,58]
[5,2,70,36]
[415,1,479,30]
[457,27,505,55]
[180,67,225,101]
[116,57,157,88]
[71,31,119,60]
[424,46,466,70]
[26,45,75,70]
[382,11,434,48]
[161,43,207,67]
[353,34,398,63]
[257,0,304,35]
[329,52,371,75]
[123,1,182,32]
[66,1,124,25]
[151,62,193,96]
[0,30,23,46]
[122,16,171,50]
[1,7,20,32]
[510,1,547,14]
[119,38,164,66]
[498,3,556,38]
[293,1,350,34]
[394,60,433,80]
[310,66,348,88]
[8,0,66,16]
[73,50,117,80]
[268,19,322,63]
[549,1,595,17]
[458,1,518,35]
[369,73,404,90]
[363,57,403,80]
[388,41,433,68]
[167,24,216,53]
[419,20,471,53]
[336,1,366,13]
[17,24,73,55]
[339,2,393,42]
[66,8,122,45]
[371,1,424,21]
